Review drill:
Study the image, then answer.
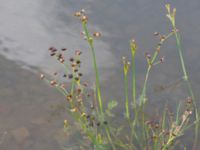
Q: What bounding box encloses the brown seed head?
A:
[78,73,83,77]
[83,82,88,87]
[68,74,73,79]
[160,56,165,63]
[81,113,86,117]
[186,97,192,104]
[154,123,159,129]
[76,60,81,65]
[122,56,126,64]
[49,47,55,51]
[70,108,78,113]
[74,69,78,72]
[61,48,67,51]
[69,57,74,62]
[77,88,82,94]
[145,52,151,59]
[75,50,82,55]
[50,53,56,56]
[80,31,85,36]
[74,11,81,17]
[71,63,76,68]
[81,15,88,22]
[50,80,57,86]
[66,94,72,101]
[160,35,166,41]
[75,77,79,81]
[59,58,65,63]
[40,74,45,80]
[154,32,160,36]
[93,32,102,38]
[80,9,85,13]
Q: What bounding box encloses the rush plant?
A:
[40,4,199,150]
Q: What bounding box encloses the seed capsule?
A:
[71,63,76,68]
[78,73,83,77]
[68,74,73,79]
[74,11,81,17]
[59,58,65,63]
[50,80,57,86]
[76,60,81,64]
[96,122,101,126]
[154,32,160,36]
[81,113,86,117]
[40,74,45,79]
[57,53,62,59]
[74,69,78,72]
[50,53,56,56]
[103,121,108,125]
[69,57,74,62]
[160,56,165,63]
[93,32,101,37]
[145,52,151,59]
[64,120,68,127]
[70,108,78,113]
[75,50,82,55]
[75,77,79,81]
[80,31,85,36]
[81,15,88,22]
[83,82,88,87]
[77,88,82,94]
[49,47,55,51]
[154,123,159,129]
[61,48,67,51]
[80,9,85,13]
[66,94,72,101]
[186,97,192,104]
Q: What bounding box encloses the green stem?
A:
[82,21,104,115]
[140,65,151,105]
[132,55,137,119]
[173,28,199,150]
[174,32,188,80]
[105,127,117,150]
[124,71,130,119]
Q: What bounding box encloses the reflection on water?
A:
[0,0,200,149]
[0,0,116,77]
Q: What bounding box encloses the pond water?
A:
[0,0,200,149]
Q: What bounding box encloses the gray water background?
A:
[0,0,200,149]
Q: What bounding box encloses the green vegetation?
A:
[40,4,199,150]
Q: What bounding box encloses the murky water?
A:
[0,0,200,149]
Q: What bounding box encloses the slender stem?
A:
[124,71,130,119]
[140,65,151,105]
[130,40,137,110]
[174,32,188,81]
[82,21,104,115]
[105,127,117,150]
[132,58,136,108]
[131,53,138,125]
[172,24,198,149]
